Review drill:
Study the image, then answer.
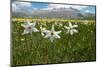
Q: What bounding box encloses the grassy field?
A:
[12,18,96,66]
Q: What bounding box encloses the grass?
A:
[12,18,96,66]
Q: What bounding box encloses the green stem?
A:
[50,41,55,62]
[31,33,41,63]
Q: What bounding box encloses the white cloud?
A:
[12,1,32,12]
[46,4,88,10]
[15,2,31,7]
[85,10,90,13]
[12,3,17,11]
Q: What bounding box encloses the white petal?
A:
[59,23,63,27]
[64,26,70,29]
[22,29,30,35]
[32,28,39,32]
[51,24,55,32]
[40,26,46,33]
[40,25,42,29]
[50,37,54,42]
[70,30,74,35]
[66,30,70,34]
[54,34,61,39]
[44,30,50,34]
[30,23,35,27]
[41,32,45,36]
[72,25,78,28]
[69,22,72,27]
[21,24,28,28]
[32,22,36,27]
[42,28,46,32]
[44,33,51,38]
[73,29,78,33]
[55,31,61,34]
[54,22,58,25]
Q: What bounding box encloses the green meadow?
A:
[12,18,96,66]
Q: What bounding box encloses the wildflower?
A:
[54,22,58,25]
[84,20,88,25]
[64,22,78,35]
[58,23,63,27]
[21,21,39,35]
[44,24,61,42]
[40,25,49,36]
[12,18,17,22]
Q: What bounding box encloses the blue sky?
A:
[12,1,96,13]
[31,2,48,9]
[80,6,95,13]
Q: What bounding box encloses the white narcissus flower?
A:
[54,22,63,27]
[84,20,88,25]
[44,24,61,42]
[64,22,78,35]
[40,25,50,37]
[21,21,39,35]
[58,22,63,27]
[12,18,17,22]
[54,22,58,25]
